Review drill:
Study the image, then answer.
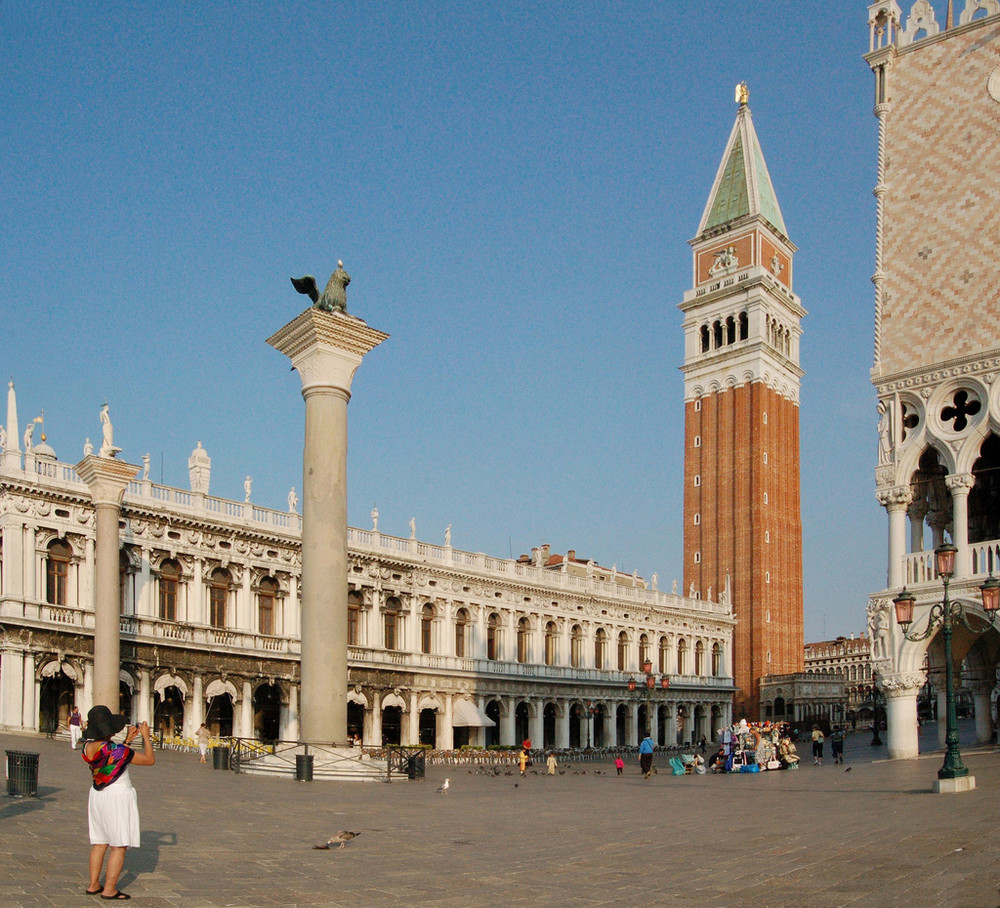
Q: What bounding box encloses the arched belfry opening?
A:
[908,446,950,551]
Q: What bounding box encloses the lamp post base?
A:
[933,775,976,794]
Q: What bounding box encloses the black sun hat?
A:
[84,705,128,740]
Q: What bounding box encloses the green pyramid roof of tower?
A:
[699,104,787,238]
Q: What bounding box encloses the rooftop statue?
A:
[291,260,351,313]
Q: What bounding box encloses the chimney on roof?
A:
[542,544,551,561]
[567,549,575,562]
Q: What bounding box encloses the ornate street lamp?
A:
[626,660,669,738]
[892,543,999,783]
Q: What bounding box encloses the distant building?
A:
[0,386,735,749]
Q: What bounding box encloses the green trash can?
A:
[295,753,313,781]
[5,750,39,797]
[212,746,231,771]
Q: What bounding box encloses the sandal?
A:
[100,893,130,900]
[85,888,103,895]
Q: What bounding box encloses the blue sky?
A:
[2,1,894,641]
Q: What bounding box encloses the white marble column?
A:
[268,306,387,745]
[946,474,974,578]
[878,486,913,590]
[556,702,570,749]
[972,683,994,744]
[21,651,35,730]
[528,702,543,750]
[137,670,151,725]
[500,697,516,747]
[441,693,454,750]
[0,649,23,728]
[370,691,382,746]
[75,455,140,711]
[191,676,204,729]
[241,680,253,738]
[883,673,925,759]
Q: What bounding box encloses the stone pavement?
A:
[1,726,998,908]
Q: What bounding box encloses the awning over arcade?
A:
[452,699,495,727]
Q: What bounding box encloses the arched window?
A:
[726,315,736,345]
[46,538,71,605]
[158,560,181,622]
[694,640,705,676]
[617,631,628,671]
[455,608,469,658]
[659,636,669,674]
[260,577,279,637]
[713,320,723,348]
[711,642,722,677]
[595,628,607,670]
[738,311,748,340]
[517,617,530,664]
[346,590,362,645]
[677,638,688,675]
[544,621,557,666]
[384,597,401,651]
[571,625,583,668]
[421,603,434,654]
[700,324,710,353]
[209,568,231,629]
[638,633,649,668]
[487,613,500,661]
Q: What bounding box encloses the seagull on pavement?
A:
[314,831,361,850]
[437,778,450,794]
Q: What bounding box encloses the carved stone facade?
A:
[865,1,1000,758]
[0,439,735,749]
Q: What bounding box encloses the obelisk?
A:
[76,405,140,712]
[267,263,387,744]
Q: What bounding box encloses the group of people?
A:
[709,719,802,773]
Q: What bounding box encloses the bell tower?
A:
[678,86,806,719]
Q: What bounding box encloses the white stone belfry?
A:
[267,306,387,745]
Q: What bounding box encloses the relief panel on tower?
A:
[759,235,791,288]
[696,234,754,285]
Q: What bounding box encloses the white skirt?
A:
[88,768,140,848]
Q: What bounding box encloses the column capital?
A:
[876,485,912,510]
[945,472,975,494]
[878,671,926,698]
[75,455,141,506]
[267,307,388,396]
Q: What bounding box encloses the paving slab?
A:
[1,727,998,907]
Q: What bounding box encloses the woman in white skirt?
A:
[82,706,155,900]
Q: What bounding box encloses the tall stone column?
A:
[946,474,974,578]
[877,486,912,589]
[268,306,387,746]
[76,455,140,712]
[882,672,925,759]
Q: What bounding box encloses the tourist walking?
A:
[196,723,211,764]
[82,706,155,900]
[615,756,625,776]
[546,752,557,775]
[830,725,845,764]
[811,725,825,765]
[518,749,528,777]
[639,734,655,778]
[69,707,83,750]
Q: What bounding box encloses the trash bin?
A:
[5,750,39,797]
[406,752,425,781]
[212,746,231,771]
[295,753,313,781]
